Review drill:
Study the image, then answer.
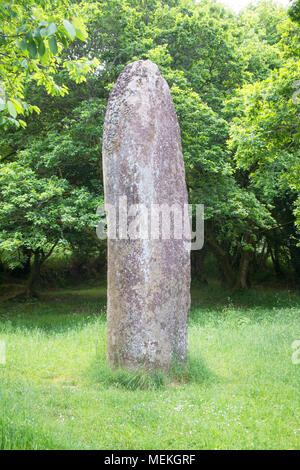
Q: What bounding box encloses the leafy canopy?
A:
[0,0,99,127]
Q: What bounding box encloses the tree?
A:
[289,0,300,25]
[1,0,297,291]
[0,161,101,297]
[228,50,300,283]
[0,0,99,127]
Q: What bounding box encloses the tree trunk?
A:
[240,256,250,288]
[25,251,41,298]
[22,248,32,275]
[234,251,250,290]
[270,246,283,279]
[206,236,235,287]
[289,244,300,288]
[234,231,253,290]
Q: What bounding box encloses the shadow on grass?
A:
[2,282,299,333]
[87,350,218,391]
[191,282,300,310]
[0,296,107,335]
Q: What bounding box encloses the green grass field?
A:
[0,283,299,450]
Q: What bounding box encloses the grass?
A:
[0,282,299,449]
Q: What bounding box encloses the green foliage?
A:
[0,161,101,269]
[0,0,99,127]
[0,0,299,289]
[289,0,300,25]
[228,59,300,227]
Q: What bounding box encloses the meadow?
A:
[0,283,299,450]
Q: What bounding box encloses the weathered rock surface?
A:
[102,60,190,370]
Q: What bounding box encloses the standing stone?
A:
[102,60,190,370]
